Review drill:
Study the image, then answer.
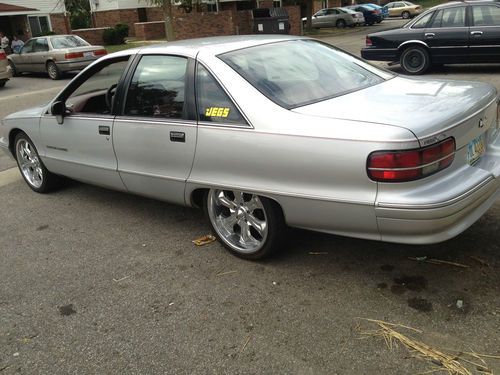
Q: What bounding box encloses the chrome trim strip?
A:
[198,121,254,129]
[114,117,197,127]
[469,45,500,48]
[43,114,114,121]
[187,180,375,206]
[119,168,186,183]
[377,176,495,209]
[429,46,468,49]
[42,156,117,171]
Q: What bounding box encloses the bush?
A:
[102,24,129,45]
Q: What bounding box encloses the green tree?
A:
[65,0,91,29]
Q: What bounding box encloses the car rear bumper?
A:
[361,47,398,61]
[0,66,12,81]
[376,176,500,244]
[56,59,97,72]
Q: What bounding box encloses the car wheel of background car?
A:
[46,61,61,80]
[336,19,346,28]
[400,45,430,75]
[8,61,18,76]
[402,11,410,19]
[14,132,61,193]
[205,189,286,260]
[0,80,6,88]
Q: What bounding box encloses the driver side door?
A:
[13,39,35,72]
[39,56,132,190]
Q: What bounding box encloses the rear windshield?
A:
[51,35,89,49]
[219,40,388,109]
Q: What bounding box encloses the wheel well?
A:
[45,59,55,68]
[8,128,22,159]
[397,42,429,59]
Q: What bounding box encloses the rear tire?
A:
[14,132,61,193]
[402,11,410,19]
[400,45,430,75]
[46,61,61,80]
[0,80,6,87]
[336,19,346,28]
[8,60,18,76]
[204,189,286,260]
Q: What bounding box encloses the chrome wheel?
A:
[207,189,268,254]
[16,139,43,188]
[47,62,60,80]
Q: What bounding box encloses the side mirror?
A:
[51,100,66,125]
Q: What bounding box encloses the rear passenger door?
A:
[423,5,469,63]
[113,54,197,205]
[469,4,500,62]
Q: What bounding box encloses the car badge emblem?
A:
[479,118,484,128]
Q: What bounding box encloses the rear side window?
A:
[473,5,500,26]
[412,11,433,28]
[219,40,386,109]
[125,55,187,119]
[196,64,245,125]
[431,7,466,28]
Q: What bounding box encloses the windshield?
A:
[219,40,390,109]
[51,35,89,49]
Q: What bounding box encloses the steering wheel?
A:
[105,83,118,112]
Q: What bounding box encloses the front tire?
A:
[8,60,18,76]
[400,46,430,75]
[0,80,6,88]
[204,189,286,260]
[14,132,61,193]
[46,61,61,80]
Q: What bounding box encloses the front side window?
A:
[21,39,35,54]
[219,40,387,109]
[125,55,188,119]
[196,64,245,124]
[66,58,130,114]
[472,5,500,26]
[315,10,326,16]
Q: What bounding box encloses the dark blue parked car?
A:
[346,5,383,25]
[363,3,389,19]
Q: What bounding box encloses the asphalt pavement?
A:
[0,27,499,374]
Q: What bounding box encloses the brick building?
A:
[88,0,301,41]
[0,1,70,41]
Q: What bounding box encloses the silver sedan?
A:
[1,36,499,259]
[8,35,106,80]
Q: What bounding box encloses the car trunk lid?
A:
[293,76,498,149]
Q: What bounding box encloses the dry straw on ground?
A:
[359,318,499,375]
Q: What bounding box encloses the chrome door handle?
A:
[98,125,110,135]
[425,32,435,38]
[471,31,483,36]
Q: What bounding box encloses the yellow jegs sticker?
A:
[205,107,230,118]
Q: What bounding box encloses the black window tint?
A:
[473,5,500,26]
[412,11,433,28]
[441,7,466,27]
[125,55,187,119]
[196,64,245,124]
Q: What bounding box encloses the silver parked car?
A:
[302,8,365,28]
[1,36,499,259]
[7,35,106,80]
[0,48,12,87]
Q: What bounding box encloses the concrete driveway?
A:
[0,30,499,374]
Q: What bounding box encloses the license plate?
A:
[466,134,486,165]
[83,51,93,57]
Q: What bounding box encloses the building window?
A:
[206,2,217,12]
[28,16,51,36]
[137,8,148,22]
[273,0,282,7]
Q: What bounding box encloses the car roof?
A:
[431,0,498,8]
[125,35,308,59]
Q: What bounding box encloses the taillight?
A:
[0,51,6,60]
[367,138,455,182]
[65,52,84,59]
[94,49,107,56]
[366,36,372,46]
